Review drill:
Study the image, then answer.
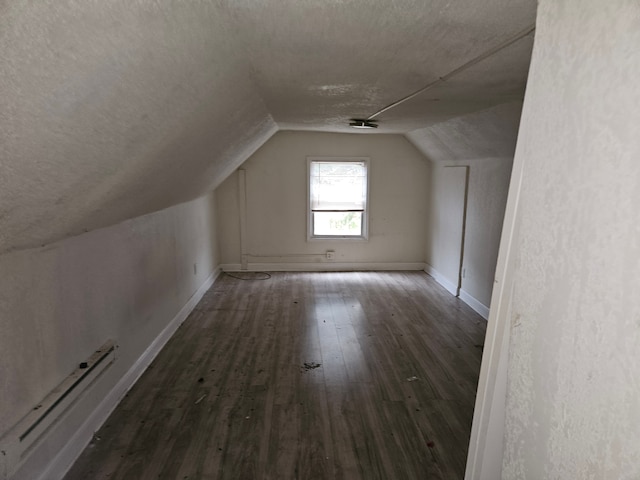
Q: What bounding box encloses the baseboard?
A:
[424,264,459,296]
[38,267,222,480]
[220,262,427,272]
[424,265,490,319]
[459,289,490,320]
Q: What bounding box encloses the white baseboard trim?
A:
[220,262,426,272]
[459,289,490,320]
[39,267,222,480]
[424,265,490,320]
[424,264,459,296]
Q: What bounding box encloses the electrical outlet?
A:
[326,250,335,260]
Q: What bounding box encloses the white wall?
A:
[494,0,640,477]
[424,159,512,317]
[0,1,276,255]
[0,192,220,479]
[426,165,468,296]
[459,159,513,311]
[408,104,518,317]
[216,131,430,270]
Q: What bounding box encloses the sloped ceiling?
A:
[407,101,524,162]
[0,0,536,254]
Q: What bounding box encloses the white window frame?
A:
[307,156,370,241]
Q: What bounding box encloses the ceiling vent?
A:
[349,119,378,129]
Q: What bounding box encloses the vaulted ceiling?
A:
[0,0,537,254]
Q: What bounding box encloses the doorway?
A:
[428,165,469,297]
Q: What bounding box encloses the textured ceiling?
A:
[407,102,524,162]
[0,0,537,253]
[230,0,536,132]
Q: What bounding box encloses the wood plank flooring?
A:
[64,271,486,480]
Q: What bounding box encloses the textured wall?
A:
[0,192,219,477]
[216,131,430,267]
[0,1,276,254]
[502,0,640,477]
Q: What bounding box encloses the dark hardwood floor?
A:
[64,271,486,480]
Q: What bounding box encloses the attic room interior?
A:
[2,1,640,479]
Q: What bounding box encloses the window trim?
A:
[306,156,370,241]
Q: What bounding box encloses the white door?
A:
[431,165,468,296]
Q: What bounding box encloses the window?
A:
[308,157,369,239]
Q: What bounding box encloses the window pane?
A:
[313,211,363,236]
[310,161,367,210]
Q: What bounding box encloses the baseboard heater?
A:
[0,340,117,479]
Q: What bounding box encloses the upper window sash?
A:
[309,161,367,212]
